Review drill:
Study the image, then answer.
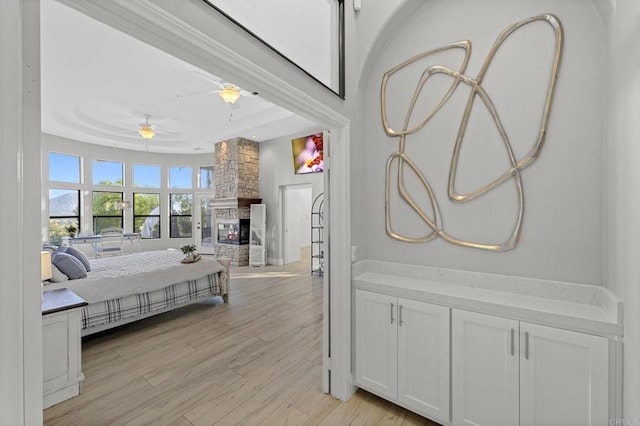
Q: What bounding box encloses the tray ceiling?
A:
[41,0,318,154]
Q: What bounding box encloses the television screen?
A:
[292,133,324,174]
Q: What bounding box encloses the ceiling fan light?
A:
[139,125,155,140]
[219,87,241,104]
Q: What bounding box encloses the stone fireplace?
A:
[211,137,260,265]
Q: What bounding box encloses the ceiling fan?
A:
[138,115,156,140]
[214,83,256,104]
[190,72,257,104]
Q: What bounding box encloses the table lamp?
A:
[41,251,53,282]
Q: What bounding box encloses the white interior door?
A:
[284,188,301,264]
[299,187,312,248]
[195,193,216,254]
[283,185,311,264]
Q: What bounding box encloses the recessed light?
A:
[252,135,257,139]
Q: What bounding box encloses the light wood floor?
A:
[44,250,439,425]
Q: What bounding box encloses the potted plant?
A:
[65,224,77,238]
[180,244,197,261]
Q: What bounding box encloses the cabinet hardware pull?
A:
[399,305,404,326]
[510,328,515,356]
[525,331,530,360]
[390,303,394,324]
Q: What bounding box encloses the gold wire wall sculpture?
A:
[382,14,563,251]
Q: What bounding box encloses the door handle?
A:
[525,331,530,360]
[390,303,394,324]
[399,305,404,326]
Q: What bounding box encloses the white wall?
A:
[600,0,640,417]
[0,0,43,423]
[359,0,605,285]
[42,133,216,251]
[355,0,423,90]
[259,131,324,264]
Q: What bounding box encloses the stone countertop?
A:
[352,260,623,338]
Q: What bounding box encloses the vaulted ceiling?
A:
[40,0,318,154]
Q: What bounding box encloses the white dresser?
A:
[42,288,87,409]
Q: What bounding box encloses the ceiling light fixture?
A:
[219,85,241,104]
[139,125,155,140]
[138,115,156,139]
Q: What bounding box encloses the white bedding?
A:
[49,250,225,303]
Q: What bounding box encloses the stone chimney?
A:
[212,137,260,265]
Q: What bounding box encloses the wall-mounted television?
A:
[292,133,324,174]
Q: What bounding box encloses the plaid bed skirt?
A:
[81,272,223,331]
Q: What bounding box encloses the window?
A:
[49,189,80,244]
[169,166,192,189]
[49,153,80,183]
[93,160,123,186]
[202,0,345,97]
[169,193,192,238]
[199,166,214,189]
[134,193,160,239]
[133,164,161,188]
[92,191,123,234]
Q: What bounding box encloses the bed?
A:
[46,250,230,336]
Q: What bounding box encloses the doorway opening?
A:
[282,184,313,265]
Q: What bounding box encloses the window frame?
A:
[169,193,193,239]
[92,159,124,187]
[133,163,162,189]
[48,152,81,184]
[92,190,124,234]
[133,192,161,239]
[169,166,193,189]
[48,188,81,244]
[199,165,214,189]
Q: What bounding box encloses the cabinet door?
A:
[355,289,397,400]
[397,299,450,423]
[520,322,609,426]
[43,313,71,387]
[452,310,519,426]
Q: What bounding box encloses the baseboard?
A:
[267,257,284,266]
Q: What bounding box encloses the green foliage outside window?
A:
[92,190,123,234]
[134,193,161,238]
[170,193,192,238]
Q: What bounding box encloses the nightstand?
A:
[42,288,87,409]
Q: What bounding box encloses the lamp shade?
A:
[41,251,52,281]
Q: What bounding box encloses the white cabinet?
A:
[43,308,84,409]
[452,310,519,426]
[42,288,86,409]
[519,322,609,426]
[355,289,450,423]
[452,310,609,426]
[355,290,397,400]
